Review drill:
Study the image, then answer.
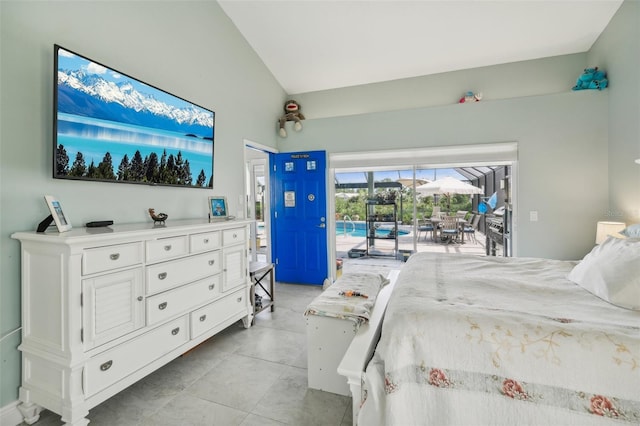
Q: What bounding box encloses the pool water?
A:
[336,222,408,238]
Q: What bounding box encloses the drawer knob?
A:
[208,260,215,266]
[237,297,243,303]
[158,272,167,280]
[109,253,120,261]
[208,284,215,290]
[158,302,167,310]
[100,360,113,371]
[233,233,238,238]
[199,314,207,322]
[204,238,209,243]
[171,327,180,336]
[137,296,143,302]
[164,245,172,251]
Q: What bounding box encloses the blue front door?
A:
[270,151,328,285]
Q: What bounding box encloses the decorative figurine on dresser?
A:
[11,216,254,425]
[148,208,168,225]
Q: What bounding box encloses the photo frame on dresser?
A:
[43,195,72,232]
[208,196,228,221]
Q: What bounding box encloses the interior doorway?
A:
[244,144,273,263]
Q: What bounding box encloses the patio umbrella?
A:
[416,176,483,210]
[335,192,359,199]
[395,178,429,190]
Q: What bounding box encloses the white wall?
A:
[0,0,284,406]
[588,0,640,224]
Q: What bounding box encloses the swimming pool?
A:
[336,221,409,238]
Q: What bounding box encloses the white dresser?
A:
[11,219,253,425]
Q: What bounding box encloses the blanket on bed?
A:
[359,253,640,425]
[304,272,390,325]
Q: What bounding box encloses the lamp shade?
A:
[595,221,626,244]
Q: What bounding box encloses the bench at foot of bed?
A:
[304,270,398,397]
[306,315,359,396]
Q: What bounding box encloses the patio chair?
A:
[456,210,468,219]
[417,219,435,241]
[463,214,481,243]
[440,215,460,243]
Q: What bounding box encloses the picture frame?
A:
[44,195,72,232]
[208,196,228,221]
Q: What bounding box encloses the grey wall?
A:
[588,0,640,224]
[293,53,586,119]
[280,90,609,260]
[0,0,283,406]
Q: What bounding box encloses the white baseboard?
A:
[0,400,24,426]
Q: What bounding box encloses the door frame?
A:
[244,140,278,263]
[329,143,519,266]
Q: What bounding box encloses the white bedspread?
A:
[359,253,640,425]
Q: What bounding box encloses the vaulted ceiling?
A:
[219,0,623,94]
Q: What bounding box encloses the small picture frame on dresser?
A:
[208,196,228,221]
[43,195,72,232]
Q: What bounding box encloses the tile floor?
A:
[20,244,505,426]
[26,282,358,426]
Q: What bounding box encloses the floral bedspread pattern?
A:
[381,364,640,422]
[358,253,640,425]
[304,272,389,325]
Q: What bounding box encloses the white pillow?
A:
[620,223,640,238]
[567,236,640,310]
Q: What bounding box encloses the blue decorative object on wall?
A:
[572,67,608,91]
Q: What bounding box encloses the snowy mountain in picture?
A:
[57,69,213,137]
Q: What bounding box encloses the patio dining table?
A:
[429,217,469,243]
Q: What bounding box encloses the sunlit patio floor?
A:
[336,226,503,275]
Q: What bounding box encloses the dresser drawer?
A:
[85,315,189,397]
[190,231,221,253]
[146,275,221,326]
[83,242,143,275]
[190,289,247,339]
[146,236,188,263]
[146,251,221,295]
[222,227,246,246]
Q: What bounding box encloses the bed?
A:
[338,237,640,425]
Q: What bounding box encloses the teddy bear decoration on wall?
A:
[278,100,305,138]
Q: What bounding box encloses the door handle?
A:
[317,223,326,228]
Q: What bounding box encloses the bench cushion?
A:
[304,273,390,325]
